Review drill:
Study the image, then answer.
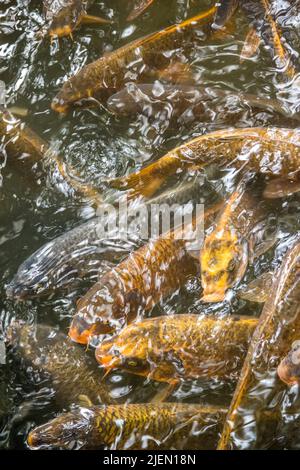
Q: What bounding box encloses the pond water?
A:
[1,0,300,450]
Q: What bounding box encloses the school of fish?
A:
[2,0,300,451]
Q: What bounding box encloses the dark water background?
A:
[1,0,300,449]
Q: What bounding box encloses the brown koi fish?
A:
[27,403,226,450]
[51,6,217,113]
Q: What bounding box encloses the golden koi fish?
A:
[51,6,217,113]
[218,238,300,449]
[27,403,227,450]
[96,314,258,384]
[200,178,274,302]
[108,127,300,200]
[68,203,222,344]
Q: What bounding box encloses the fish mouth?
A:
[277,360,299,386]
[68,315,113,344]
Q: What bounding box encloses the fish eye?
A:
[123,357,147,371]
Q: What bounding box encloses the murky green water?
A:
[1,0,300,449]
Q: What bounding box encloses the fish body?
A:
[27,403,226,449]
[277,342,300,387]
[200,179,271,302]
[6,217,139,300]
[218,239,300,449]
[107,83,297,127]
[51,6,217,113]
[96,314,258,384]
[6,322,111,406]
[108,127,300,199]
[68,203,222,344]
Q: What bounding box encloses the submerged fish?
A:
[27,403,226,450]
[107,83,296,126]
[6,217,139,300]
[68,203,222,344]
[6,322,111,406]
[96,314,258,384]
[0,107,102,205]
[218,238,300,450]
[43,0,111,38]
[240,0,295,77]
[51,6,217,113]
[278,342,300,387]
[108,127,300,200]
[200,178,274,302]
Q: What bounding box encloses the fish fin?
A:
[150,383,177,403]
[240,27,261,62]
[127,0,155,21]
[248,227,277,264]
[239,271,273,303]
[108,172,166,199]
[78,394,93,407]
[81,14,112,25]
[157,61,194,85]
[264,174,300,199]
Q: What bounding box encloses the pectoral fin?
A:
[240,27,261,62]
[264,175,300,198]
[81,14,112,25]
[239,271,273,303]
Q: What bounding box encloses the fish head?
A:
[278,344,300,386]
[200,227,248,302]
[48,2,83,39]
[95,321,159,377]
[69,283,145,344]
[27,408,93,449]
